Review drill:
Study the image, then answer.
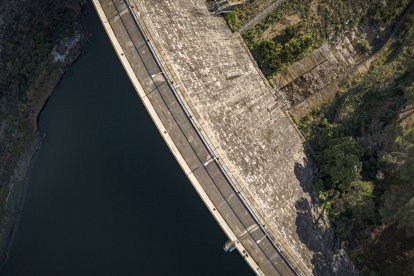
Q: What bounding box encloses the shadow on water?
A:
[1,4,251,276]
[293,146,356,275]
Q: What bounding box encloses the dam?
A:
[92,0,355,274]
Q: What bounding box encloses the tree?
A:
[256,40,282,72]
[404,82,414,104]
[332,180,375,239]
[380,126,414,237]
[283,26,297,41]
[380,181,414,237]
[224,11,240,32]
[299,34,313,50]
[398,197,414,236]
[381,127,414,170]
[319,136,362,190]
[281,38,302,63]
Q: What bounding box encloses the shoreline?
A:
[0,8,89,269]
[0,134,44,269]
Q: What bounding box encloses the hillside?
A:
[298,12,414,272]
[0,0,86,264]
[225,0,414,273]
[228,0,410,76]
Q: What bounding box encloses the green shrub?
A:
[254,34,313,76]
[224,11,240,32]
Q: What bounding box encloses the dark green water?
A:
[1,6,250,276]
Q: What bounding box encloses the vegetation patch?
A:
[228,0,411,77]
[297,10,414,273]
[224,0,275,30]
[0,0,86,261]
[253,32,313,75]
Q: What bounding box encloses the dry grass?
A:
[260,14,302,40]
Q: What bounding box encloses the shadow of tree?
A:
[363,223,414,274]
[295,197,357,275]
[293,150,316,200]
[293,146,357,275]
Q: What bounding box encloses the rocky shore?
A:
[0,0,88,267]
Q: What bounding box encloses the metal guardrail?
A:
[124,1,310,275]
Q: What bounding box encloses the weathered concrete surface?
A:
[132,0,356,274]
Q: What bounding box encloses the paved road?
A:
[94,0,297,275]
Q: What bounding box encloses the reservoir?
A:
[2,5,250,275]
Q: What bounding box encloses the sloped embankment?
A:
[0,0,87,265]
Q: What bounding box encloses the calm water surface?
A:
[2,5,250,276]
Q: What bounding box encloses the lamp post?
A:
[203,156,216,167]
[256,234,266,244]
[151,71,164,78]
